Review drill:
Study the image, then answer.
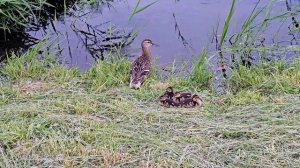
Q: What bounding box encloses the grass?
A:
[0,0,116,32]
[208,0,300,97]
[84,60,131,92]
[1,0,300,167]
[230,59,300,94]
[190,48,213,89]
[129,0,159,21]
[0,46,300,167]
[0,0,48,31]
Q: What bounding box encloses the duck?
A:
[192,95,203,107]
[159,95,168,106]
[159,95,179,108]
[130,39,157,89]
[174,92,192,103]
[164,99,180,108]
[179,98,195,108]
[165,99,180,108]
[163,86,174,99]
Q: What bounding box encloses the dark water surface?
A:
[1,0,300,71]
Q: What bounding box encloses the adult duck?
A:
[130,39,157,89]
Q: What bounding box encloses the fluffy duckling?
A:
[163,86,174,99]
[159,95,179,108]
[174,92,192,103]
[159,95,168,106]
[192,95,203,107]
[179,98,194,108]
[130,39,156,89]
[164,99,180,108]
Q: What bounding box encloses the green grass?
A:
[190,48,213,89]
[84,60,131,92]
[1,1,300,166]
[0,46,300,167]
[129,0,159,21]
[0,0,116,32]
[1,41,80,83]
[0,0,48,31]
[1,41,53,80]
[230,60,300,94]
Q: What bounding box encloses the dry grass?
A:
[0,46,299,167]
[0,77,299,167]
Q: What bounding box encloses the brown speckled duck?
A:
[130,39,156,89]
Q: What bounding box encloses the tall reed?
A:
[0,0,48,32]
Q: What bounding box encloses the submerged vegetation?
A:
[0,0,300,167]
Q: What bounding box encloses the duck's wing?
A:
[130,56,151,84]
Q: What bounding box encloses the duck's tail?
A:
[130,81,141,89]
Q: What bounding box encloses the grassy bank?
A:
[1,0,299,167]
[0,46,300,167]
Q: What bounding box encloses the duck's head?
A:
[192,95,203,102]
[141,39,158,48]
[141,39,153,48]
[174,92,181,98]
[159,95,168,101]
[166,86,173,93]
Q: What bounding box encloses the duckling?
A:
[159,95,168,106]
[159,95,179,108]
[174,92,192,103]
[179,98,194,108]
[164,99,180,108]
[163,86,174,99]
[130,39,156,89]
[192,95,203,107]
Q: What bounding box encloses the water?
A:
[0,0,300,71]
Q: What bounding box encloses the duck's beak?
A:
[152,42,159,47]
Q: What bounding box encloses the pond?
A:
[0,0,299,71]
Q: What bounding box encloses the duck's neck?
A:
[142,46,152,59]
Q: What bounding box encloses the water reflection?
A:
[0,31,39,62]
[286,0,300,45]
[0,0,135,70]
[172,13,193,51]
[0,0,299,71]
[0,0,78,61]
[70,20,135,61]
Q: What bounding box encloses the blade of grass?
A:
[233,0,265,45]
[129,0,159,21]
[218,0,236,50]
